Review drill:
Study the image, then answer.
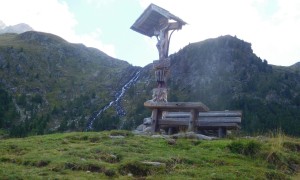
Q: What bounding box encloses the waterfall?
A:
[86,70,141,130]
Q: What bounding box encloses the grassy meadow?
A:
[0,130,299,179]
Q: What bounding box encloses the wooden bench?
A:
[144,100,242,137]
[161,111,242,137]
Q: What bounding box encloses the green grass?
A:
[0,130,299,179]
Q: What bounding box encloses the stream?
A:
[86,70,141,130]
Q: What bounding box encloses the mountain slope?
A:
[122,35,300,136]
[0,31,140,136]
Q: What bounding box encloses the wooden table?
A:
[144,101,209,132]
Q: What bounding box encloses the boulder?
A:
[136,124,146,131]
[143,117,152,125]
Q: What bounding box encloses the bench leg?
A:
[151,109,162,133]
[218,127,227,138]
[151,109,158,133]
[188,109,198,132]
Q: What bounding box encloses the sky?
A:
[0,0,299,67]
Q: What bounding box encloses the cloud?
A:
[75,28,116,57]
[139,0,300,66]
[0,0,116,58]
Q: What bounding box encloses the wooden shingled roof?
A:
[131,3,187,37]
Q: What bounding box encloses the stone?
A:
[132,130,146,135]
[151,134,164,138]
[142,161,166,167]
[143,117,152,125]
[166,138,176,145]
[160,129,167,135]
[109,135,125,139]
[143,127,152,133]
[136,124,146,131]
[171,132,216,140]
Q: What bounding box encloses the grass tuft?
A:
[227,139,262,156]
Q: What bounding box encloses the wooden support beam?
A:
[218,127,227,138]
[188,109,198,132]
[151,109,158,133]
[168,22,182,30]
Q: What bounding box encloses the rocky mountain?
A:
[0,32,299,137]
[0,31,140,136]
[122,35,300,136]
[0,22,34,34]
[290,62,300,71]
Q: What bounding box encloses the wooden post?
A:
[156,110,162,132]
[218,127,227,138]
[188,109,197,132]
[151,109,162,132]
[151,109,158,133]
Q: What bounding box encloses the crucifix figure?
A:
[154,18,169,60]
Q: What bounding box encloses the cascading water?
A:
[86,70,141,130]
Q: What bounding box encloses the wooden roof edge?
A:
[149,3,187,25]
[130,3,187,37]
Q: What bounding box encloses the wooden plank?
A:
[159,121,240,129]
[159,119,240,127]
[160,119,189,126]
[198,117,241,123]
[144,101,209,112]
[164,111,242,118]
[162,117,241,123]
[197,122,241,129]
[199,111,242,117]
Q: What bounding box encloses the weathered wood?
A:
[199,111,242,117]
[144,101,209,112]
[151,109,158,133]
[198,117,241,123]
[164,111,242,118]
[131,4,187,37]
[197,123,240,129]
[160,123,240,130]
[188,109,197,131]
[153,59,170,69]
[218,127,227,138]
[168,22,182,30]
[162,117,241,123]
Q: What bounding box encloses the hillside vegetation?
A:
[0,32,140,136]
[0,32,300,137]
[0,131,299,179]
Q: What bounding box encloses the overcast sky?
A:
[0,0,299,67]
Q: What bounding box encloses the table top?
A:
[144,100,209,112]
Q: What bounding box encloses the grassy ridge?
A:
[0,130,299,179]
